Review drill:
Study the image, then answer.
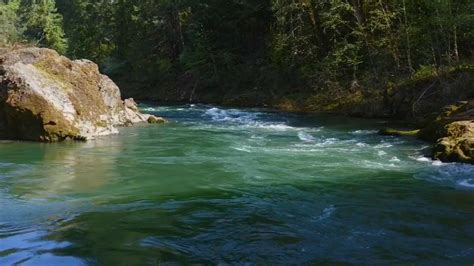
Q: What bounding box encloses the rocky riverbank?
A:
[0,47,165,142]
[381,101,474,164]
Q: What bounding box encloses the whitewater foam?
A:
[414,160,474,190]
[313,205,336,222]
[202,107,298,131]
[141,107,160,112]
[432,160,446,166]
[457,179,474,189]
[298,131,316,142]
[253,123,294,131]
[414,156,432,163]
[361,160,398,169]
[232,145,252,153]
[389,156,401,163]
[374,143,393,149]
[352,130,378,135]
[204,107,258,123]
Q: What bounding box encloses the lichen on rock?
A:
[0,47,165,142]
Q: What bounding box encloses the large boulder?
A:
[422,102,474,164]
[380,100,474,164]
[418,101,473,164]
[432,121,474,164]
[418,101,474,142]
[0,47,164,142]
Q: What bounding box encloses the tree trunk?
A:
[402,0,414,74]
[453,26,459,62]
[303,0,327,54]
[170,4,184,61]
[350,0,365,25]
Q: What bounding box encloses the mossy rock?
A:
[434,136,474,164]
[430,121,474,163]
[147,116,167,124]
[0,47,162,142]
[378,128,420,137]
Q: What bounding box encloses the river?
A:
[1,104,473,265]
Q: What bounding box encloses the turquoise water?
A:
[1,104,473,265]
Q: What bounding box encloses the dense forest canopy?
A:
[1,0,473,104]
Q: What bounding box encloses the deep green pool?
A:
[1,104,473,265]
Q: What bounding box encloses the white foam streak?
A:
[374,143,393,149]
[389,156,401,163]
[204,107,258,123]
[232,146,252,153]
[203,107,297,131]
[313,205,336,222]
[253,124,294,131]
[414,159,474,190]
[352,130,378,135]
[298,131,316,142]
[414,156,431,162]
[457,179,474,188]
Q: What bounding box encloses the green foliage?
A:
[413,65,438,81]
[5,0,474,102]
[0,0,21,46]
[56,0,116,63]
[20,0,68,53]
[0,0,67,52]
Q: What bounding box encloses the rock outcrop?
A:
[379,100,474,164]
[419,101,474,164]
[432,121,474,164]
[0,47,164,142]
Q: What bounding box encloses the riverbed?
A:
[1,104,473,264]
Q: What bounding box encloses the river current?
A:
[1,104,473,265]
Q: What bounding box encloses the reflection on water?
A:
[4,137,130,199]
[40,140,123,196]
[0,104,473,264]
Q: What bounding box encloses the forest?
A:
[2,1,474,264]
[1,0,474,114]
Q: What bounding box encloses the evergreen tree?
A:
[0,0,22,46]
[20,0,67,53]
[4,0,472,102]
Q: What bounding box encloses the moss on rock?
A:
[147,116,167,124]
[378,128,420,137]
[0,47,162,142]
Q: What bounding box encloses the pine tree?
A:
[0,0,22,46]
[20,0,67,53]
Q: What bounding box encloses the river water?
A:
[1,104,473,265]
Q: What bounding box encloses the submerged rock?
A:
[0,47,164,142]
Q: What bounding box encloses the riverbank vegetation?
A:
[1,0,473,120]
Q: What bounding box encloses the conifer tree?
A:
[20,0,67,53]
[0,0,21,46]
